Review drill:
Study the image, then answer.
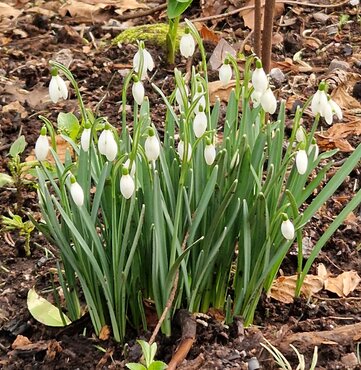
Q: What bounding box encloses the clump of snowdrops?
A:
[32,20,361,342]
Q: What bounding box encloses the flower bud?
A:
[70,176,84,207]
[133,44,154,80]
[120,169,135,199]
[132,79,145,105]
[311,83,328,117]
[49,69,68,103]
[308,140,319,161]
[35,127,50,161]
[180,30,195,58]
[260,87,277,114]
[177,140,192,162]
[98,128,118,161]
[252,61,268,93]
[329,99,342,121]
[219,62,232,85]
[296,149,308,175]
[193,110,207,138]
[81,127,91,152]
[204,143,216,165]
[295,126,306,143]
[281,217,295,240]
[144,129,160,161]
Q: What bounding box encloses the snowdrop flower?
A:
[350,0,359,5]
[252,59,268,94]
[251,90,262,108]
[120,168,135,199]
[204,140,216,165]
[219,59,232,85]
[311,82,328,117]
[308,139,319,161]
[260,87,277,114]
[295,126,306,143]
[180,28,195,58]
[124,158,136,177]
[35,126,49,161]
[98,126,118,161]
[70,175,84,207]
[178,140,192,162]
[144,128,160,161]
[328,99,342,121]
[133,42,154,80]
[193,107,207,138]
[296,147,308,175]
[80,125,91,152]
[49,68,68,103]
[132,77,145,105]
[281,215,295,240]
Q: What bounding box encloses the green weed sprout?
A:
[30,20,361,342]
[126,340,167,370]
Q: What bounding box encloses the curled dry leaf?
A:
[324,271,361,297]
[99,325,111,340]
[209,38,237,70]
[208,80,236,104]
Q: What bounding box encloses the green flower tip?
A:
[133,74,140,83]
[198,105,204,113]
[50,67,58,77]
[84,121,91,129]
[40,126,47,136]
[122,167,129,176]
[104,122,111,130]
[206,137,212,146]
[185,27,190,34]
[148,127,155,137]
[224,57,230,65]
[70,174,76,184]
[311,138,317,145]
[139,40,145,49]
[197,85,203,93]
[255,59,263,69]
[281,213,289,221]
[318,81,327,91]
[299,142,306,150]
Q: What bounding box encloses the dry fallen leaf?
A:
[99,325,111,340]
[208,80,236,104]
[324,271,361,297]
[0,2,22,19]
[209,38,236,70]
[12,335,32,349]
[2,100,28,118]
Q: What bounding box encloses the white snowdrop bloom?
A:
[132,80,145,105]
[219,62,232,85]
[251,90,262,108]
[70,180,84,207]
[124,158,136,177]
[311,87,328,117]
[144,130,160,161]
[49,74,68,103]
[260,87,277,114]
[204,143,216,165]
[133,45,154,80]
[296,149,308,175]
[281,218,295,240]
[175,86,189,112]
[180,32,195,58]
[177,140,192,162]
[194,94,206,114]
[308,142,319,161]
[120,173,135,199]
[193,111,207,138]
[329,99,342,121]
[35,127,49,161]
[98,129,118,161]
[252,63,268,93]
[81,127,91,152]
[323,100,334,125]
[295,126,306,143]
[350,0,359,5]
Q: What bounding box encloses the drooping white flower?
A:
[308,142,319,161]
[219,62,232,86]
[295,126,306,143]
[296,149,308,175]
[133,43,154,80]
[124,158,136,177]
[180,31,195,58]
[193,110,207,138]
[251,90,262,108]
[311,83,328,117]
[144,128,160,161]
[132,79,145,105]
[81,127,91,152]
[49,71,68,104]
[120,170,135,199]
[98,127,118,161]
[35,127,49,161]
[260,87,277,114]
[323,100,334,125]
[329,99,342,121]
[350,0,359,6]
[252,60,268,94]
[70,177,84,207]
[204,143,216,165]
[177,140,192,162]
[281,217,295,240]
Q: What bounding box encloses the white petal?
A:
[329,99,342,120]
[252,67,268,93]
[124,158,136,177]
[260,88,277,114]
[296,149,308,175]
[104,131,118,161]
[132,81,145,105]
[120,174,135,199]
[295,127,305,143]
[177,140,192,162]
[204,144,216,165]
[133,50,147,80]
[219,63,232,85]
[322,101,333,125]
[49,76,61,103]
[145,135,160,161]
[70,182,84,207]
[193,111,207,138]
[180,34,195,58]
[35,135,49,161]
[55,75,68,100]
[194,95,206,114]
[251,90,262,107]
[281,219,295,240]
[143,49,154,71]
[308,144,319,161]
[98,130,107,155]
[311,90,328,116]
[81,128,91,152]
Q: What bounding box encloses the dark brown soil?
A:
[1,1,361,369]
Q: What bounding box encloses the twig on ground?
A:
[117,4,167,22]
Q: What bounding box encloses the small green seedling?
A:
[126,340,167,370]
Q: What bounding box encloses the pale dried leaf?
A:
[0,2,22,19]
[324,271,361,297]
[208,80,236,104]
[12,335,32,349]
[99,325,110,340]
[209,38,236,70]
[2,101,28,118]
[317,263,328,281]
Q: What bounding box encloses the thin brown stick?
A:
[261,0,276,73]
[254,0,262,57]
[117,3,167,22]
[190,0,350,24]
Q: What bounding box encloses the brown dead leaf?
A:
[316,135,355,152]
[25,6,56,17]
[12,335,32,349]
[2,101,28,118]
[208,80,236,104]
[46,340,62,361]
[99,325,110,340]
[324,271,361,297]
[241,0,284,30]
[317,263,329,281]
[209,38,236,70]
[199,24,220,44]
[0,2,22,19]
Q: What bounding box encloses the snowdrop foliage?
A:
[98,127,118,161]
[35,127,49,161]
[49,69,68,103]
[296,149,308,175]
[281,217,295,240]
[120,170,135,199]
[70,176,84,207]
[180,29,195,58]
[133,42,154,80]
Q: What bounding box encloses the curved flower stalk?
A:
[133,41,154,80]
[70,175,84,207]
[98,125,118,161]
[180,28,195,58]
[49,68,68,103]
[35,126,50,161]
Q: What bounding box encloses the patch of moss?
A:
[112,23,185,48]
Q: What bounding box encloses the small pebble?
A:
[269,67,285,86]
[328,59,350,71]
[341,353,358,367]
[248,357,260,370]
[313,12,329,23]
